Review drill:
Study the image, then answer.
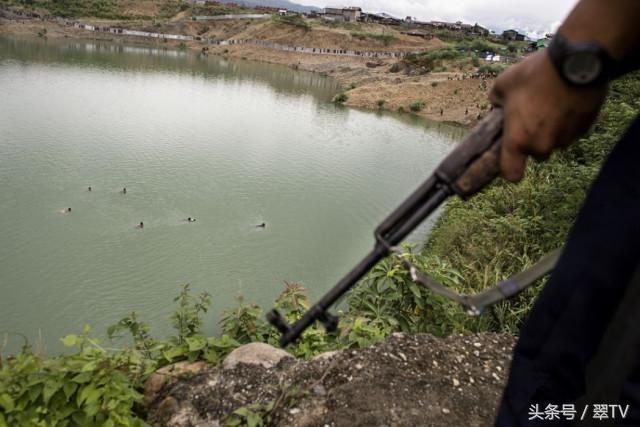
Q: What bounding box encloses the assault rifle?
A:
[267,108,560,348]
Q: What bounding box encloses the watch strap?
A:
[548,33,618,87]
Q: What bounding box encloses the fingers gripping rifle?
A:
[267,108,560,348]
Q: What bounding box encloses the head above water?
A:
[67,207,72,212]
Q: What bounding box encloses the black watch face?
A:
[563,52,603,85]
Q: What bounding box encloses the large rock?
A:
[144,361,210,406]
[222,342,293,370]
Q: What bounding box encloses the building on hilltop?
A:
[471,23,490,37]
[361,12,402,25]
[502,29,526,41]
[323,6,361,22]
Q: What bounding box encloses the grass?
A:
[272,14,311,31]
[351,31,396,47]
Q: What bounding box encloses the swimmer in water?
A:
[137,222,144,229]
[67,208,72,213]
[88,186,92,192]
[122,187,127,194]
[187,217,196,223]
[256,222,266,229]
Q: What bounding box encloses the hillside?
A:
[0,0,502,124]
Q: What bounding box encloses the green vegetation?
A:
[409,101,425,112]
[377,99,386,109]
[351,31,395,47]
[271,14,310,31]
[333,92,348,104]
[3,0,126,19]
[0,0,256,19]
[478,63,508,76]
[345,73,640,335]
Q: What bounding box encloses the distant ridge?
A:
[217,0,321,13]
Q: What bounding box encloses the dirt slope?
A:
[147,333,516,426]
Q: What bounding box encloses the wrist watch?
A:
[547,33,618,87]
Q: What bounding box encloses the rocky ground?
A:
[144,333,517,426]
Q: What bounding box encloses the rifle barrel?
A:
[279,186,451,347]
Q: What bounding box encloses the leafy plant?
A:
[169,284,211,344]
[0,325,145,426]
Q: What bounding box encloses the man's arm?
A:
[490,0,640,182]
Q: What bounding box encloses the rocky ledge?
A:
[145,333,516,426]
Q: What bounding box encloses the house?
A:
[278,9,288,16]
[502,29,525,41]
[342,6,362,22]
[362,12,402,25]
[471,23,489,37]
[323,7,344,21]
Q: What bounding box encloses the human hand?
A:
[489,51,607,182]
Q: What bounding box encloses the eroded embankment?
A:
[145,333,516,426]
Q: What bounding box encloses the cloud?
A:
[295,0,578,35]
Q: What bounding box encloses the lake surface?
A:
[0,37,463,354]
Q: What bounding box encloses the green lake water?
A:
[0,37,463,354]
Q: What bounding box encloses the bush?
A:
[478,64,507,76]
[272,14,310,31]
[377,99,386,109]
[333,93,348,104]
[409,101,425,112]
[431,81,439,88]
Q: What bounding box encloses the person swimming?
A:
[137,222,144,229]
[122,187,127,194]
[187,217,196,223]
[256,222,266,229]
[88,186,92,192]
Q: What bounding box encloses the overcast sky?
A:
[296,0,579,37]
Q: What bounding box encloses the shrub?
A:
[377,99,386,109]
[398,106,406,113]
[272,14,310,31]
[431,81,439,88]
[333,93,348,104]
[409,101,425,112]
